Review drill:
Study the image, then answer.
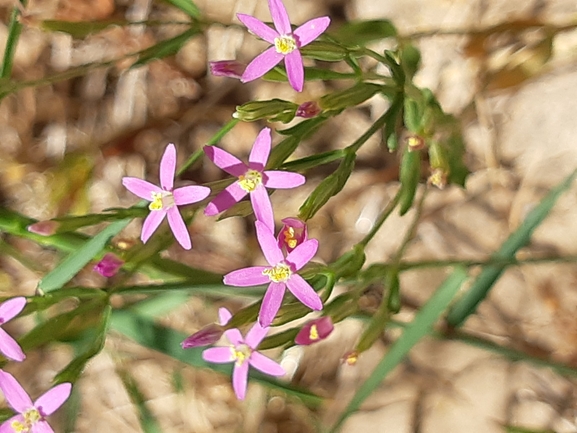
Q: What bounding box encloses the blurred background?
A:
[1,0,577,432]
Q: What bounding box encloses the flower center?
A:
[262,263,292,283]
[238,169,263,193]
[283,227,298,249]
[149,191,175,211]
[309,324,319,341]
[231,343,252,367]
[274,35,297,55]
[11,408,41,432]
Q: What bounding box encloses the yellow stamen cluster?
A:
[238,169,263,192]
[309,324,319,341]
[283,227,298,249]
[11,408,41,432]
[149,191,175,211]
[274,35,297,55]
[231,344,252,367]
[262,263,291,283]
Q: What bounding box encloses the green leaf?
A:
[267,117,327,168]
[446,169,577,327]
[331,20,397,46]
[281,149,346,172]
[110,310,324,406]
[41,19,127,38]
[299,40,350,61]
[0,6,23,80]
[49,207,146,233]
[298,151,356,221]
[132,27,200,68]
[398,149,421,215]
[319,82,383,112]
[118,369,162,433]
[162,0,200,18]
[330,267,468,432]
[38,219,130,293]
[400,43,421,81]
[382,93,403,152]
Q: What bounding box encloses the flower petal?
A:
[251,186,274,233]
[122,178,162,200]
[237,14,278,44]
[285,49,304,92]
[166,207,191,250]
[255,221,283,265]
[263,171,305,189]
[218,308,232,326]
[286,239,318,271]
[224,329,243,346]
[0,328,25,362]
[31,420,55,433]
[0,298,26,323]
[241,47,284,83]
[141,210,166,244]
[0,416,22,433]
[286,274,322,310]
[224,266,270,287]
[204,146,247,177]
[232,361,250,400]
[259,282,285,327]
[159,143,176,191]
[248,127,271,171]
[204,182,247,216]
[0,369,32,412]
[202,347,233,363]
[173,185,211,206]
[268,0,292,35]
[293,16,331,47]
[249,352,285,376]
[35,383,71,416]
[244,322,268,349]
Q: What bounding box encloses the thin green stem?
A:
[0,1,26,79]
[357,188,402,248]
[345,106,391,154]
[399,254,577,270]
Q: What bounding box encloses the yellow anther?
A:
[11,408,41,432]
[238,169,263,193]
[149,191,174,211]
[11,420,29,433]
[262,263,292,283]
[231,344,252,367]
[274,35,297,55]
[283,227,297,249]
[309,324,319,341]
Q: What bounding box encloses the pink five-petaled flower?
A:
[204,127,305,231]
[0,298,26,362]
[224,221,322,327]
[122,143,211,250]
[202,314,284,400]
[237,0,330,92]
[0,369,71,433]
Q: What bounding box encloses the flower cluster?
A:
[117,0,336,401]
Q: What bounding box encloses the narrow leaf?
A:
[162,0,200,18]
[132,27,200,68]
[331,20,397,46]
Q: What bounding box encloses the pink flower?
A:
[93,253,123,278]
[294,316,333,345]
[122,143,211,250]
[0,298,26,362]
[209,60,245,79]
[181,308,232,349]
[224,221,322,327]
[204,127,305,231]
[237,0,330,92]
[0,369,71,433]
[202,318,285,400]
[277,217,307,254]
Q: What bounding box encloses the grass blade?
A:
[446,169,577,327]
[0,3,23,80]
[330,267,468,432]
[162,0,200,18]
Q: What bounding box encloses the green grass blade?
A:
[162,0,200,18]
[330,267,468,432]
[118,369,162,433]
[0,3,24,79]
[38,219,130,293]
[110,309,324,406]
[132,27,200,68]
[446,168,577,327]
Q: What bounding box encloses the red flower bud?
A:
[93,253,124,277]
[295,316,333,345]
[277,217,308,253]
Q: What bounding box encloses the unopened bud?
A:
[295,316,334,345]
[406,134,425,151]
[209,60,245,79]
[277,217,308,253]
[93,253,124,277]
[342,350,359,366]
[181,324,224,349]
[233,99,298,123]
[428,167,447,189]
[27,220,59,236]
[296,101,321,118]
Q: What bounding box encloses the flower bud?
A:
[342,350,359,366]
[27,220,59,236]
[295,316,334,345]
[93,253,124,277]
[296,101,321,118]
[233,99,298,123]
[181,324,224,349]
[209,60,245,79]
[406,134,425,151]
[427,142,449,189]
[277,217,308,253]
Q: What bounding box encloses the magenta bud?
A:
[294,316,334,345]
[93,253,124,277]
[277,217,308,253]
[295,101,321,118]
[27,220,59,236]
[209,60,245,79]
[181,324,224,349]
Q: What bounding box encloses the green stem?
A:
[345,106,391,154]
[0,1,26,79]
[357,188,402,248]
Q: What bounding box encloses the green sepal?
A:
[234,99,299,123]
[319,82,383,112]
[398,149,421,215]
